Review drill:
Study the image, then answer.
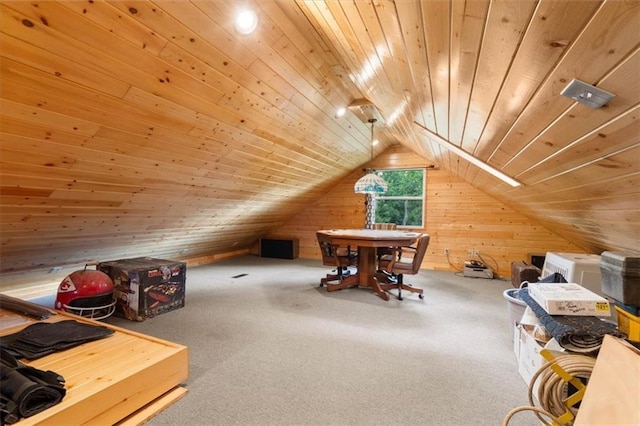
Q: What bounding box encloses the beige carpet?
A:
[106,256,536,426]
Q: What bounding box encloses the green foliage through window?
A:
[374,169,424,227]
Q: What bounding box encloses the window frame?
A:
[372,167,426,229]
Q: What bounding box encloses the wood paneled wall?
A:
[1,1,637,299]
[271,146,584,278]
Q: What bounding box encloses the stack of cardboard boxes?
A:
[513,283,611,393]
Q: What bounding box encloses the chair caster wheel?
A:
[319,283,324,287]
[418,294,424,299]
[398,296,403,301]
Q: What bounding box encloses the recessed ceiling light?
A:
[234,9,258,35]
[335,107,347,118]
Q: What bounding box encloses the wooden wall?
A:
[271,146,584,278]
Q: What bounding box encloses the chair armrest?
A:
[380,243,417,271]
[395,245,416,261]
[382,246,402,270]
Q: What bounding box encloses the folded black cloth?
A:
[520,271,567,288]
[0,349,66,424]
[1,320,114,360]
[519,288,626,352]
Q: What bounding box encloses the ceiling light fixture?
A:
[560,79,615,109]
[347,98,385,124]
[354,119,388,194]
[234,9,258,35]
[414,122,522,187]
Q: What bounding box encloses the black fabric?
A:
[0,320,114,360]
[538,272,568,283]
[0,348,66,424]
[0,295,52,320]
[519,288,626,352]
[519,272,567,289]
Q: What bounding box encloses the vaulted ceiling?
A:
[1,1,638,282]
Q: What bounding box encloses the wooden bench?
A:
[0,309,188,425]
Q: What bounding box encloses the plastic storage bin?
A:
[615,305,640,342]
[503,288,526,338]
[600,251,640,306]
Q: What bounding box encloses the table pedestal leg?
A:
[324,273,358,292]
[321,245,390,301]
[358,247,389,301]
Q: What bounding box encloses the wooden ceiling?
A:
[1,1,638,280]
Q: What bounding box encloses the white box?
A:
[542,252,602,297]
[528,283,611,317]
[514,325,565,396]
[463,265,493,278]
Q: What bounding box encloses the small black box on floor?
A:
[259,238,299,259]
[600,251,640,306]
[98,257,186,321]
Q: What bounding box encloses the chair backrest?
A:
[372,223,397,230]
[409,235,430,274]
[317,232,356,268]
[389,234,430,275]
[316,232,337,267]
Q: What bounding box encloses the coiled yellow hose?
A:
[503,354,596,425]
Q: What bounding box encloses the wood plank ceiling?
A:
[1,0,638,280]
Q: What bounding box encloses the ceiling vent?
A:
[347,99,385,124]
[560,79,615,109]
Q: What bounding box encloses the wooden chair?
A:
[372,223,397,230]
[377,234,430,300]
[316,232,358,288]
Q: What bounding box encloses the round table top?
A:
[318,229,422,241]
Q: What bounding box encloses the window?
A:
[373,168,425,227]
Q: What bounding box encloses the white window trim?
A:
[373,167,426,228]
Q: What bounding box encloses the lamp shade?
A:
[354,172,388,194]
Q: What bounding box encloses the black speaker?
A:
[530,254,546,270]
[260,238,299,260]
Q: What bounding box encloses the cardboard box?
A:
[528,283,611,317]
[98,257,186,321]
[511,261,541,288]
[514,325,565,397]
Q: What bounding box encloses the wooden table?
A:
[317,229,422,301]
[574,335,640,425]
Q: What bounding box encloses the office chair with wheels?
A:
[377,234,430,300]
[316,232,358,288]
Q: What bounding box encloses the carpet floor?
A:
[105,255,537,426]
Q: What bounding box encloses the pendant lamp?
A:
[354,119,388,194]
